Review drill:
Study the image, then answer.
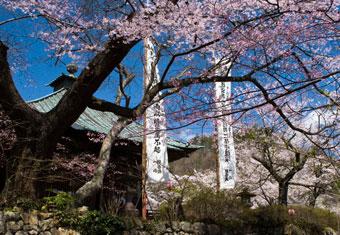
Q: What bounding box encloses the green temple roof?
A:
[28,88,200,152]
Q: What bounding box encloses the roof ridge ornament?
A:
[66,63,78,77]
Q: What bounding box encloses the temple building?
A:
[24,71,199,211]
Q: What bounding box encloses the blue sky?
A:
[0,7,214,141]
[0,7,65,100]
[1,4,338,146]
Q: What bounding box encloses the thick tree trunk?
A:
[308,186,322,207]
[0,165,6,198]
[309,197,316,207]
[278,182,289,206]
[0,39,136,203]
[75,118,132,203]
[2,146,39,201]
[1,128,56,202]
[0,41,51,202]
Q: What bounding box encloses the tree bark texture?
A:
[278,181,289,206]
[0,38,136,200]
[75,118,133,203]
[2,144,42,201]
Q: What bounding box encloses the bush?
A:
[183,188,247,224]
[251,205,288,235]
[16,197,42,211]
[158,197,184,221]
[77,211,125,235]
[290,206,339,235]
[155,179,198,222]
[41,192,126,234]
[251,205,339,235]
[43,192,75,211]
[58,209,126,235]
[181,190,339,235]
[57,208,82,229]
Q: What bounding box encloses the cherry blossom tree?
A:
[236,128,339,206]
[289,155,339,207]
[0,0,338,201]
[171,132,338,209]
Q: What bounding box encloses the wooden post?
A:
[141,120,147,219]
[215,146,220,192]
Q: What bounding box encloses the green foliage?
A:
[57,209,126,235]
[141,220,159,233]
[332,180,340,194]
[285,224,307,235]
[77,211,125,235]
[183,187,247,224]
[157,181,203,222]
[43,192,75,211]
[289,206,339,235]
[251,205,288,235]
[171,190,339,235]
[57,209,82,229]
[250,205,339,235]
[14,198,42,211]
[158,197,181,222]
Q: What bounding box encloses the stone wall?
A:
[0,207,227,235]
[126,222,337,235]
[126,221,227,235]
[1,207,337,235]
[0,207,79,235]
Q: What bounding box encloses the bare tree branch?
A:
[115,64,135,107]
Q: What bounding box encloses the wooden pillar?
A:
[141,116,147,220]
[215,147,220,192]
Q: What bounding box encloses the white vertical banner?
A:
[143,37,170,182]
[214,58,237,189]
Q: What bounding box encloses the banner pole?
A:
[142,115,147,219]
[215,145,221,192]
[142,36,149,220]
